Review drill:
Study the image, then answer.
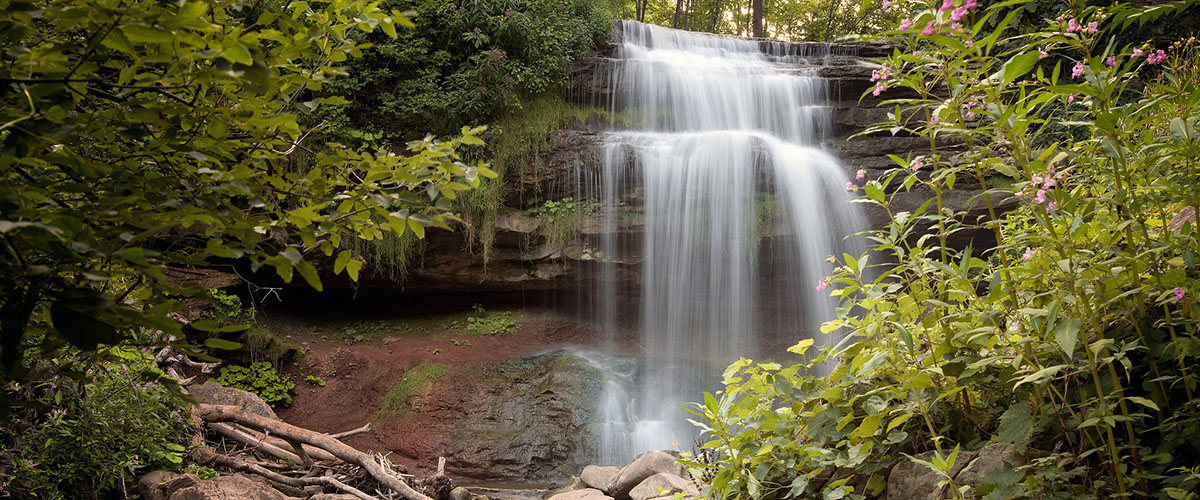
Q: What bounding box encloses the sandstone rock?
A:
[606,450,688,499]
[628,473,699,500]
[546,476,589,498]
[580,466,620,491]
[188,381,277,419]
[168,475,289,500]
[886,444,1027,500]
[549,488,614,500]
[139,470,191,500]
[450,487,475,500]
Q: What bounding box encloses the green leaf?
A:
[204,338,243,350]
[122,25,174,43]
[221,42,253,65]
[1053,318,1081,359]
[996,402,1033,452]
[1125,396,1160,412]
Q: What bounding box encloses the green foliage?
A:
[318,0,614,144]
[692,2,1200,499]
[0,0,495,386]
[214,362,296,407]
[464,303,520,336]
[305,374,326,387]
[540,197,582,251]
[339,319,409,343]
[0,347,191,500]
[182,464,219,480]
[207,289,254,326]
[620,0,901,40]
[376,361,447,418]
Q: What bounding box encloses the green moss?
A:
[343,228,421,283]
[375,361,447,419]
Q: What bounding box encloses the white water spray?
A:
[584,21,865,464]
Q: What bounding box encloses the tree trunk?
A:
[752,0,763,37]
[709,0,722,32]
[674,0,684,28]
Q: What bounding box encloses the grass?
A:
[375,361,447,419]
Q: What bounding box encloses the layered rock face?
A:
[373,23,1001,293]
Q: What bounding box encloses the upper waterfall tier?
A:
[609,20,833,143]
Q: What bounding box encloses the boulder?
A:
[886,444,1027,500]
[580,466,620,491]
[628,473,698,500]
[605,450,688,499]
[168,474,290,500]
[451,486,475,500]
[549,488,614,500]
[188,381,278,419]
[546,476,588,498]
[139,471,193,500]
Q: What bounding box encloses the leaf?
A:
[122,25,174,44]
[1125,396,1160,412]
[1053,318,1081,359]
[50,290,122,350]
[345,259,363,282]
[221,42,253,65]
[204,338,243,350]
[994,51,1040,87]
[787,338,815,355]
[996,402,1033,452]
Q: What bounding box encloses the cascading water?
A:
[581,21,866,465]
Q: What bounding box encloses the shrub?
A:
[689,2,1200,499]
[214,362,296,407]
[0,347,191,500]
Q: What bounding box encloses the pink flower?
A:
[1034,189,1047,204]
[1148,49,1167,64]
[1176,287,1186,302]
[845,181,856,191]
[1032,173,1043,185]
[1132,48,1144,57]
[964,0,977,8]
[1048,200,1058,210]
[882,0,891,10]
[1022,247,1035,260]
[952,6,966,20]
[1066,19,1080,33]
[1042,176,1056,189]
[1039,48,1049,59]
[1047,163,1056,175]
[1087,21,1098,33]
[940,0,954,12]
[873,81,886,96]
[899,18,911,30]
[922,21,936,35]
[1105,55,1117,67]
[815,279,830,291]
[1072,62,1084,78]
[911,157,923,172]
[856,169,866,180]
[1067,94,1076,103]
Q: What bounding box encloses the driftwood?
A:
[196,404,434,500]
[197,448,378,500]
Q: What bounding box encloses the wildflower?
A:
[911,157,923,172]
[1023,247,1035,260]
[922,21,936,35]
[1132,48,1144,57]
[1032,173,1043,185]
[873,81,886,96]
[1087,21,1098,33]
[1008,321,1019,333]
[952,6,966,21]
[1048,200,1058,210]
[845,181,856,192]
[882,0,891,9]
[1034,189,1047,204]
[1072,62,1084,78]
[1176,287,1186,302]
[1105,55,1117,67]
[899,18,912,30]
[940,0,953,12]
[951,22,964,31]
[1047,163,1056,175]
[1039,48,1049,59]
[1042,176,1056,189]
[856,169,866,180]
[1066,19,1080,33]
[964,0,978,9]
[815,279,830,291]
[1067,94,1076,103]
[1147,49,1167,64]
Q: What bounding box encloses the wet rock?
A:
[606,450,688,500]
[580,465,620,491]
[139,471,193,500]
[168,475,289,500]
[549,488,614,500]
[188,381,277,419]
[628,473,699,500]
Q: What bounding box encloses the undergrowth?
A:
[376,361,447,419]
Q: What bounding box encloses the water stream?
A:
[579,21,866,465]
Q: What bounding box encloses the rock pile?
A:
[545,450,701,500]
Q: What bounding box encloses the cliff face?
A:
[359,26,1005,293]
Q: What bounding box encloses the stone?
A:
[628,473,699,500]
[605,450,688,499]
[580,466,620,491]
[168,474,290,500]
[451,486,475,500]
[886,444,1027,500]
[138,471,190,500]
[546,476,589,498]
[188,381,277,419]
[548,488,614,500]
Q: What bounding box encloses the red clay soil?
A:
[267,305,622,481]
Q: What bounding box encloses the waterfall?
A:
[582,20,866,465]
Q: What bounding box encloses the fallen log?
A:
[195,404,433,500]
[197,448,377,500]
